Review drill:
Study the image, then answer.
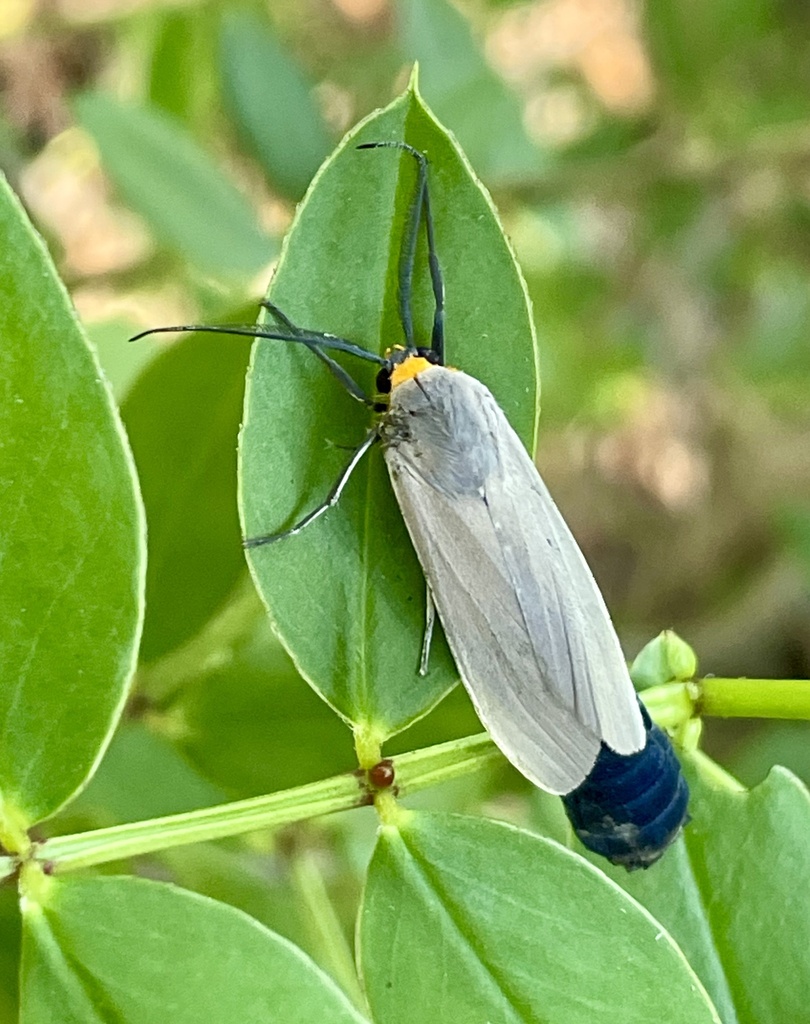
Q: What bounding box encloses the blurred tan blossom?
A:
[20,127,152,277]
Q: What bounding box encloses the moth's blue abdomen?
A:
[561,703,689,870]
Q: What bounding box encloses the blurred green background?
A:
[1,0,809,1014]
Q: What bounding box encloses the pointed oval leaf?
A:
[74,93,274,278]
[219,10,333,201]
[0,174,144,827]
[240,82,538,737]
[398,0,544,182]
[20,874,368,1024]
[360,811,720,1024]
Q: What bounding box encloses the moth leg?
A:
[244,429,379,549]
[260,300,375,407]
[419,582,437,677]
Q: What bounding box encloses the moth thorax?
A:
[390,355,435,390]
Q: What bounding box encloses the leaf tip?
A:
[407,62,421,96]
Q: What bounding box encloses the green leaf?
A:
[51,721,226,834]
[398,0,543,182]
[148,10,198,121]
[87,318,162,403]
[730,720,810,788]
[122,327,252,664]
[219,10,333,201]
[0,174,144,828]
[579,759,810,1024]
[20,874,368,1023]
[683,763,810,1024]
[644,0,778,118]
[74,93,273,278]
[174,616,356,796]
[148,8,217,126]
[161,840,364,1006]
[360,811,720,1024]
[585,838,740,1024]
[240,81,538,737]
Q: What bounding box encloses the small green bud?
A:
[630,630,698,690]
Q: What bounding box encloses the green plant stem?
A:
[35,733,500,873]
[30,676,810,875]
[291,851,368,1014]
[0,857,16,883]
[699,677,810,719]
[36,773,367,874]
[395,732,501,792]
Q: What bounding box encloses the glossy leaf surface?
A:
[0,175,144,827]
[20,875,368,1023]
[360,811,720,1024]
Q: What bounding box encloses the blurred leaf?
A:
[360,812,719,1024]
[559,116,656,163]
[741,263,810,380]
[641,180,707,245]
[174,617,355,796]
[521,258,646,431]
[148,8,218,127]
[777,506,810,582]
[219,10,332,201]
[50,721,226,834]
[122,326,252,664]
[20,875,368,1023]
[398,0,543,182]
[86,319,161,402]
[0,175,144,827]
[75,93,274,278]
[149,11,197,121]
[644,0,779,118]
[240,82,538,738]
[728,721,810,787]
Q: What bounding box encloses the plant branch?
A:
[35,733,501,873]
[36,772,368,874]
[698,677,810,719]
[291,851,368,1014]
